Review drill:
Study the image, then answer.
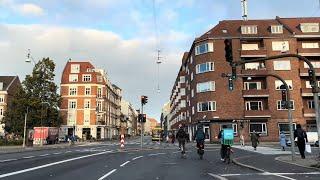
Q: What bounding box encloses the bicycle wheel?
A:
[225,149,230,164]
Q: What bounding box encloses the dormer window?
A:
[70,64,80,73]
[241,25,257,34]
[300,23,319,33]
[271,25,283,34]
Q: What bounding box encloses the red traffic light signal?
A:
[224,39,233,63]
[141,95,148,105]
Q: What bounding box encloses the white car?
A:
[286,132,318,146]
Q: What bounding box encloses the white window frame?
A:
[304,61,320,68]
[82,74,92,82]
[272,41,289,51]
[97,87,102,98]
[300,23,319,33]
[70,64,80,73]
[0,108,3,116]
[97,76,103,82]
[68,100,77,109]
[273,60,291,70]
[302,42,319,49]
[191,72,194,81]
[69,87,77,96]
[277,100,295,110]
[69,74,78,82]
[85,87,91,95]
[278,123,297,135]
[306,81,320,88]
[192,106,195,115]
[220,124,238,136]
[271,25,283,34]
[195,42,214,55]
[97,101,103,112]
[190,56,193,64]
[0,95,4,103]
[84,99,90,109]
[191,89,194,98]
[245,101,263,110]
[241,25,258,34]
[307,100,314,109]
[241,44,259,50]
[196,81,215,93]
[244,82,261,90]
[249,123,267,135]
[197,101,216,112]
[275,80,293,90]
[196,62,214,74]
[244,62,265,70]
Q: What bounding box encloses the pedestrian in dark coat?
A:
[251,131,259,150]
[294,124,308,159]
[279,131,286,151]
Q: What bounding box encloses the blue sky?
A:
[0,0,320,120]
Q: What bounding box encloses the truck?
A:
[33,127,59,145]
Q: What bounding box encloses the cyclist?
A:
[176,124,187,157]
[195,125,205,149]
[218,125,234,162]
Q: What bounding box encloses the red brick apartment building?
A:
[168,17,320,142]
[60,60,122,140]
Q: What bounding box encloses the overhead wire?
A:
[152,0,162,93]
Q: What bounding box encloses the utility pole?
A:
[23,107,29,148]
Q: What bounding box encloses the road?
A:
[0,137,319,180]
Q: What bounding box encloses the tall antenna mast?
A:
[241,0,248,21]
[156,49,162,93]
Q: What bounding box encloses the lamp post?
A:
[23,107,29,148]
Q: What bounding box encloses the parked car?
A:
[315,140,319,147]
[286,132,318,146]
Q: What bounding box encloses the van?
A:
[306,132,318,145]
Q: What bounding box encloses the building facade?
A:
[168,17,320,142]
[0,76,21,136]
[120,99,138,136]
[60,60,122,140]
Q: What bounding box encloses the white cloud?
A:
[16,3,44,16]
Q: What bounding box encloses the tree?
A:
[2,58,61,136]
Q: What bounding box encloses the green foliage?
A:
[2,58,62,136]
[0,139,23,146]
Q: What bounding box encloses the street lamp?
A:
[23,107,29,148]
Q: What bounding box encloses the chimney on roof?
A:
[241,0,248,21]
[68,58,71,62]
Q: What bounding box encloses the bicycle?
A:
[224,145,233,164]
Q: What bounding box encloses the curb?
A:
[275,156,320,171]
[232,156,266,173]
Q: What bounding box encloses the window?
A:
[0,95,4,103]
[181,88,186,96]
[300,23,319,33]
[195,42,213,55]
[85,87,91,95]
[0,108,3,116]
[275,80,293,90]
[244,82,261,90]
[69,87,77,96]
[304,61,320,68]
[84,113,90,123]
[197,81,215,92]
[277,100,295,110]
[181,100,186,108]
[180,76,185,83]
[191,89,194,98]
[86,68,93,72]
[192,106,195,115]
[244,62,265,70]
[84,99,90,109]
[241,44,259,50]
[302,42,319,49]
[69,74,78,82]
[272,41,289,51]
[97,87,102,98]
[271,25,283,34]
[191,72,194,81]
[250,123,267,135]
[70,64,80,73]
[196,62,214,74]
[220,124,238,136]
[82,74,92,82]
[97,101,102,112]
[306,81,320,88]
[197,101,216,112]
[307,100,314,109]
[97,76,103,82]
[241,25,257,34]
[245,101,263,110]
[190,56,193,64]
[273,61,291,70]
[279,123,296,135]
[68,100,77,109]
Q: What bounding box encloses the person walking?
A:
[176,124,187,157]
[279,131,286,151]
[294,124,308,159]
[240,134,245,147]
[251,130,259,151]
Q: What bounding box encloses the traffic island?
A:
[276,155,320,170]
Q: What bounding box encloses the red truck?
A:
[33,127,59,145]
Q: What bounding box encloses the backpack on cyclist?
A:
[195,130,205,141]
[222,128,234,145]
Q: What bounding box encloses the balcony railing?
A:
[244,109,271,117]
[240,48,267,58]
[303,108,316,117]
[242,89,269,97]
[298,48,320,56]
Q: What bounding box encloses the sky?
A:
[0,0,320,121]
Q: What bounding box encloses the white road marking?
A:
[0,159,17,163]
[22,156,35,159]
[39,154,50,157]
[219,172,319,179]
[148,153,166,156]
[0,151,113,178]
[97,169,117,180]
[132,156,143,160]
[208,173,228,180]
[120,161,130,167]
[53,152,62,155]
[65,151,72,153]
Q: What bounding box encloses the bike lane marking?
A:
[120,161,130,167]
[132,156,143,160]
[97,169,117,180]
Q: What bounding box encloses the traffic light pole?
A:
[230,53,320,159]
[141,103,144,149]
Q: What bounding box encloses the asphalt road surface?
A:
[0,137,319,180]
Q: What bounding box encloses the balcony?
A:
[299,68,320,76]
[303,108,316,117]
[241,68,268,75]
[298,48,320,56]
[244,110,271,118]
[242,89,269,97]
[301,88,314,97]
[240,49,267,58]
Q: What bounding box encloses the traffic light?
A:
[138,114,143,122]
[231,66,237,79]
[228,77,233,91]
[141,95,148,105]
[224,39,233,64]
[281,90,286,101]
[308,69,315,87]
[142,114,146,123]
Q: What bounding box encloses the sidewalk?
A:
[233,146,320,173]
